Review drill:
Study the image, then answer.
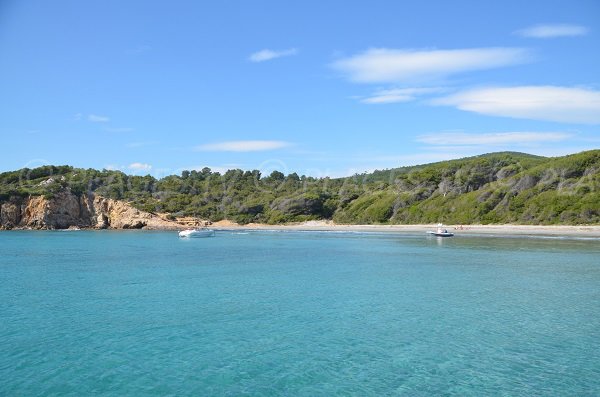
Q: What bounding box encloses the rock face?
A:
[91,196,179,229]
[0,202,22,228]
[0,191,180,230]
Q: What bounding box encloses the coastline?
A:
[209,220,600,238]
[4,220,600,238]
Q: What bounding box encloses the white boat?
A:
[178,228,215,238]
[427,223,454,237]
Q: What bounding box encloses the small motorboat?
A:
[178,228,215,238]
[427,223,454,237]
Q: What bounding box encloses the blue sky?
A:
[1,0,599,177]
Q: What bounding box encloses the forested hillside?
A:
[1,151,598,225]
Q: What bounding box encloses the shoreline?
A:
[209,220,600,238]
[4,221,600,238]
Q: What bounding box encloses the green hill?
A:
[1,150,598,225]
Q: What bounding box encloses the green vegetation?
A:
[1,151,598,225]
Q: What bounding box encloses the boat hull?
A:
[178,229,215,238]
[427,231,454,237]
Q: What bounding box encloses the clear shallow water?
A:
[1,230,599,396]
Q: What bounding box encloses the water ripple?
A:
[0,230,599,395]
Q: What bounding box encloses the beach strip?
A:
[210,220,600,238]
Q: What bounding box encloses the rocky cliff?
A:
[0,190,180,230]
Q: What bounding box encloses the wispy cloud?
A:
[128,162,152,171]
[106,127,134,133]
[249,48,298,62]
[331,47,531,84]
[433,86,600,124]
[195,140,292,152]
[417,131,572,146]
[88,114,110,123]
[105,162,153,174]
[515,24,589,38]
[361,87,444,104]
[126,141,158,148]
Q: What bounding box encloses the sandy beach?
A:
[210,220,600,238]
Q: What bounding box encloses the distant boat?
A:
[427,223,454,237]
[178,228,215,238]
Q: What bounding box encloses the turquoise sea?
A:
[1,230,599,396]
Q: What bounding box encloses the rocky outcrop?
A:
[0,191,180,230]
[0,201,22,228]
[91,196,180,230]
[19,191,94,229]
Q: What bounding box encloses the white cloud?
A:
[433,86,600,124]
[195,140,292,152]
[417,131,572,146]
[515,24,589,38]
[128,162,152,171]
[126,141,158,148]
[88,114,110,123]
[249,48,298,62]
[331,47,530,83]
[361,87,444,104]
[106,127,134,133]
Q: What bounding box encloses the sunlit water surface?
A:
[1,230,599,395]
